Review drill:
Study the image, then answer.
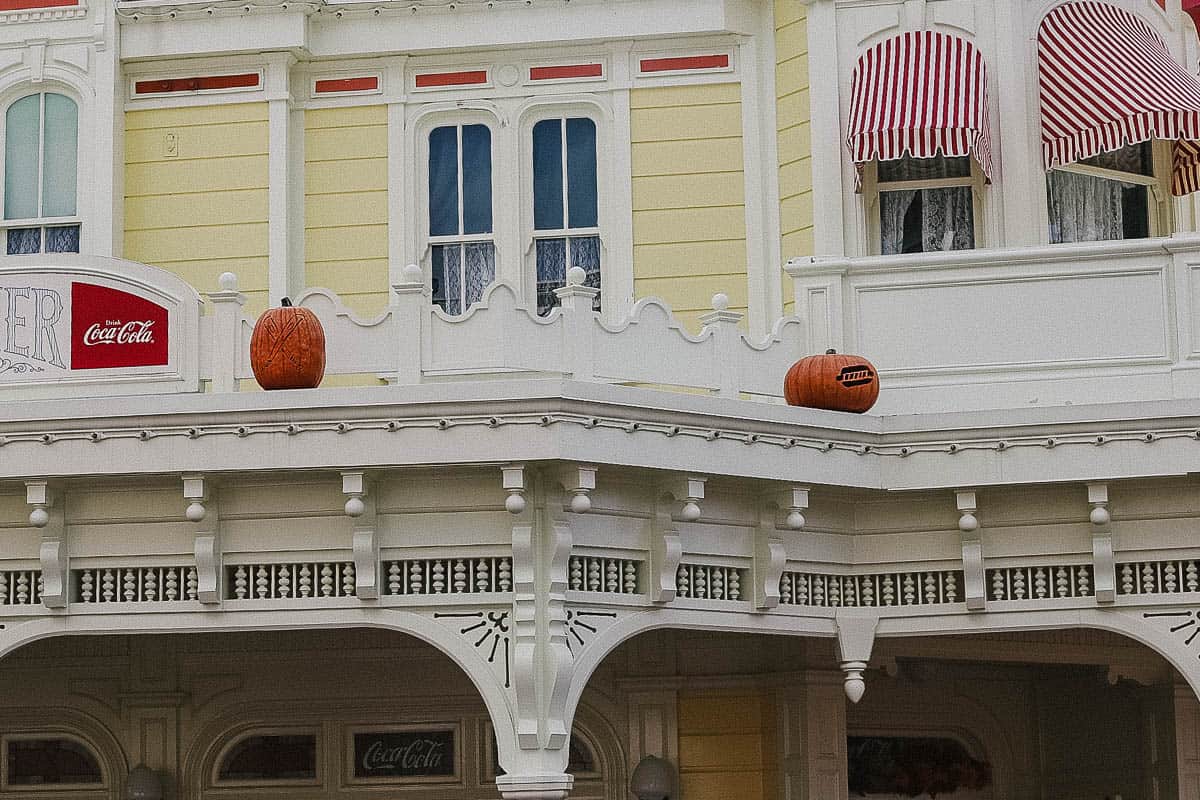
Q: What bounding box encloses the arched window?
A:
[2,736,104,787]
[213,733,318,784]
[531,116,600,316]
[428,122,494,315]
[2,92,79,255]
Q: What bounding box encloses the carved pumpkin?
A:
[784,349,879,413]
[249,298,326,390]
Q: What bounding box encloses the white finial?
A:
[28,507,49,528]
[218,272,238,291]
[402,263,423,284]
[566,266,587,286]
[711,292,730,311]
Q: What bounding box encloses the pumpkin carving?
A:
[784,349,879,413]
[249,298,326,390]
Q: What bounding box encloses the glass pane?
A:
[428,126,459,236]
[217,735,317,782]
[880,186,974,254]
[536,237,566,316]
[1081,141,1152,176]
[461,124,492,235]
[533,119,564,230]
[7,226,40,254]
[877,155,971,183]
[41,93,77,217]
[5,95,40,220]
[1047,170,1148,244]
[7,739,104,785]
[566,118,598,229]
[434,244,462,316]
[569,235,601,312]
[848,736,991,797]
[463,241,495,308]
[45,224,79,253]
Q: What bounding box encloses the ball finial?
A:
[569,492,592,514]
[344,496,365,518]
[29,507,49,528]
[218,272,238,291]
[566,266,587,286]
[711,292,730,311]
[402,263,423,284]
[185,501,206,522]
[505,493,526,514]
[1090,506,1111,526]
[958,512,979,533]
[680,500,702,522]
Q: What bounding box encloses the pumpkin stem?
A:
[825,348,837,354]
[281,297,293,307]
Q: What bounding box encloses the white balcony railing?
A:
[786,234,1200,414]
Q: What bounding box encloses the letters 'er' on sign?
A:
[0,255,201,399]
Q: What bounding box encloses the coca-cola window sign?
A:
[0,257,200,398]
[349,727,458,784]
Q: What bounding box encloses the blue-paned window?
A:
[3,92,80,255]
[532,117,600,316]
[428,123,495,315]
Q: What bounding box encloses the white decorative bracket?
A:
[647,495,682,604]
[343,471,379,600]
[27,480,66,609]
[835,609,879,703]
[556,464,597,514]
[503,464,527,515]
[662,476,706,522]
[752,487,808,610]
[1089,482,1116,604]
[184,474,221,605]
[956,490,985,611]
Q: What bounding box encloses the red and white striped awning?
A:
[1039,0,1200,194]
[846,30,993,179]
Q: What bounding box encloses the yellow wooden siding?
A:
[677,690,776,800]
[776,1,813,315]
[124,103,270,313]
[304,105,390,317]
[631,84,746,332]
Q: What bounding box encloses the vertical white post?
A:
[206,273,246,393]
[391,264,426,385]
[699,293,744,397]
[266,54,300,302]
[553,266,598,381]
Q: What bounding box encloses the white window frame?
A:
[0,90,82,256]
[1045,138,1174,242]
[860,155,986,256]
[519,101,610,315]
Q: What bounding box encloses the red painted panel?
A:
[639,54,730,73]
[0,0,76,10]
[314,76,379,94]
[134,73,260,95]
[414,70,488,88]
[529,63,603,81]
[70,283,169,370]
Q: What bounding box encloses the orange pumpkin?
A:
[249,298,326,390]
[784,349,879,413]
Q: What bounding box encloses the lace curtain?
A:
[1047,170,1147,244]
[880,186,974,255]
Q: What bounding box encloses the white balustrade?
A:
[226,562,356,600]
[0,570,42,606]
[780,570,962,607]
[568,556,640,595]
[74,567,196,603]
[675,564,745,601]
[1119,560,1200,596]
[201,269,805,400]
[384,557,513,596]
[987,565,1094,601]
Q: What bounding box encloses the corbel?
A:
[662,475,706,522]
[343,471,378,600]
[752,487,808,610]
[183,474,221,605]
[835,609,879,703]
[25,40,46,84]
[27,480,66,608]
[1088,482,1116,604]
[502,464,527,514]
[956,490,985,611]
[556,464,597,514]
[646,477,703,604]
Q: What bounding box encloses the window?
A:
[3,92,79,255]
[215,734,318,784]
[3,737,104,787]
[428,123,494,315]
[532,117,600,316]
[847,736,991,797]
[1047,141,1160,244]
[873,156,976,255]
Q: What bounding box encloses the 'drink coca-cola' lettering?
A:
[71,282,169,370]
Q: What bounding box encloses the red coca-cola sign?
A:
[70,282,168,370]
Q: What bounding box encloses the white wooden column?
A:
[266,54,300,303]
[777,670,848,800]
